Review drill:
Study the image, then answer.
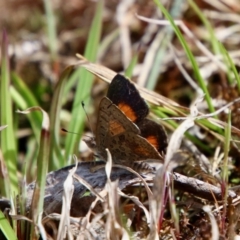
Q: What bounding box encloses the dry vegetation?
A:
[1,0,240,239]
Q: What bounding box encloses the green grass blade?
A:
[125,53,138,78]
[33,112,50,219]
[188,0,220,54]
[125,54,138,78]
[219,43,240,93]
[0,210,17,240]
[64,0,103,159]
[147,29,172,90]
[153,0,215,114]
[0,30,18,196]
[98,29,119,60]
[42,0,57,60]
[147,0,183,90]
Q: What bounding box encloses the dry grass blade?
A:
[116,0,134,69]
[148,167,169,240]
[118,189,150,225]
[10,215,33,222]
[73,174,104,202]
[136,15,226,71]
[104,149,129,239]
[113,164,153,198]
[16,107,50,130]
[78,190,108,239]
[105,148,113,181]
[76,54,116,82]
[203,206,219,240]
[38,212,47,240]
[105,179,129,240]
[202,0,232,11]
[0,125,8,131]
[57,160,78,240]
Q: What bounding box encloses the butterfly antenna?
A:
[61,128,93,143]
[81,101,94,136]
[62,101,94,139]
[61,128,80,135]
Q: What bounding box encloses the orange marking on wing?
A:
[127,141,147,156]
[134,146,148,156]
[118,102,137,121]
[146,136,159,149]
[109,120,125,136]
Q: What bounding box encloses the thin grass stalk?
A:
[0,30,18,196]
[124,52,138,78]
[42,0,58,60]
[221,111,231,233]
[220,44,240,94]
[188,0,220,54]
[17,107,50,239]
[158,174,169,231]
[168,179,179,237]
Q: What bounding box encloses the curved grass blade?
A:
[11,72,42,142]
[153,0,215,114]
[49,65,74,170]
[219,43,240,93]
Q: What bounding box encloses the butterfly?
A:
[87,74,167,167]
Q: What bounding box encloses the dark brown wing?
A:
[96,97,163,163]
[137,118,168,155]
[107,74,149,123]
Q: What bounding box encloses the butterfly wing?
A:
[96,97,163,163]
